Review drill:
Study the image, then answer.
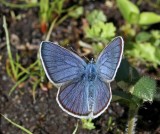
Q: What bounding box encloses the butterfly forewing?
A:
[96,37,124,82]
[40,41,86,85]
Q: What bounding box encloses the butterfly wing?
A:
[96,36,124,82]
[56,78,90,118]
[40,41,86,85]
[93,78,111,118]
[57,77,111,119]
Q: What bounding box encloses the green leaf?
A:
[115,59,130,82]
[116,59,140,84]
[151,30,160,39]
[101,23,116,38]
[81,119,95,130]
[155,49,160,60]
[133,76,156,102]
[86,9,107,25]
[69,6,84,19]
[139,12,160,25]
[112,90,132,102]
[120,23,136,37]
[116,0,140,24]
[125,42,160,67]
[50,0,65,15]
[85,21,116,41]
[135,32,152,43]
[154,87,160,101]
[40,0,49,21]
[92,42,104,55]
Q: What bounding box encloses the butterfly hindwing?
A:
[57,77,111,119]
[57,78,90,118]
[93,78,111,117]
[40,41,86,85]
[96,36,123,82]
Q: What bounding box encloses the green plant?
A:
[116,0,160,25]
[82,9,116,55]
[117,0,139,24]
[2,0,84,98]
[86,9,107,25]
[120,23,136,37]
[3,16,45,101]
[43,4,84,41]
[125,76,156,134]
[106,117,116,131]
[125,30,160,68]
[114,59,157,134]
[1,0,83,34]
[3,16,19,81]
[85,21,116,42]
[68,6,84,19]
[39,0,66,33]
[39,0,84,34]
[117,0,160,68]
[84,9,116,42]
[81,119,95,130]
[139,12,160,25]
[0,0,38,9]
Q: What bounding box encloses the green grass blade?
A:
[1,114,33,134]
[0,0,39,9]
[32,79,41,103]
[15,53,20,76]
[3,16,17,79]
[9,75,28,96]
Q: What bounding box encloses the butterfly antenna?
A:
[69,46,89,62]
[83,55,90,62]
[69,46,77,53]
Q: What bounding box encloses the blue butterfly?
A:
[40,36,124,119]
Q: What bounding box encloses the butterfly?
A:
[40,36,124,119]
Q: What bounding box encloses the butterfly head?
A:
[90,58,95,64]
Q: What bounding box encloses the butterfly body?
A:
[82,61,97,114]
[84,61,97,82]
[40,36,124,119]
